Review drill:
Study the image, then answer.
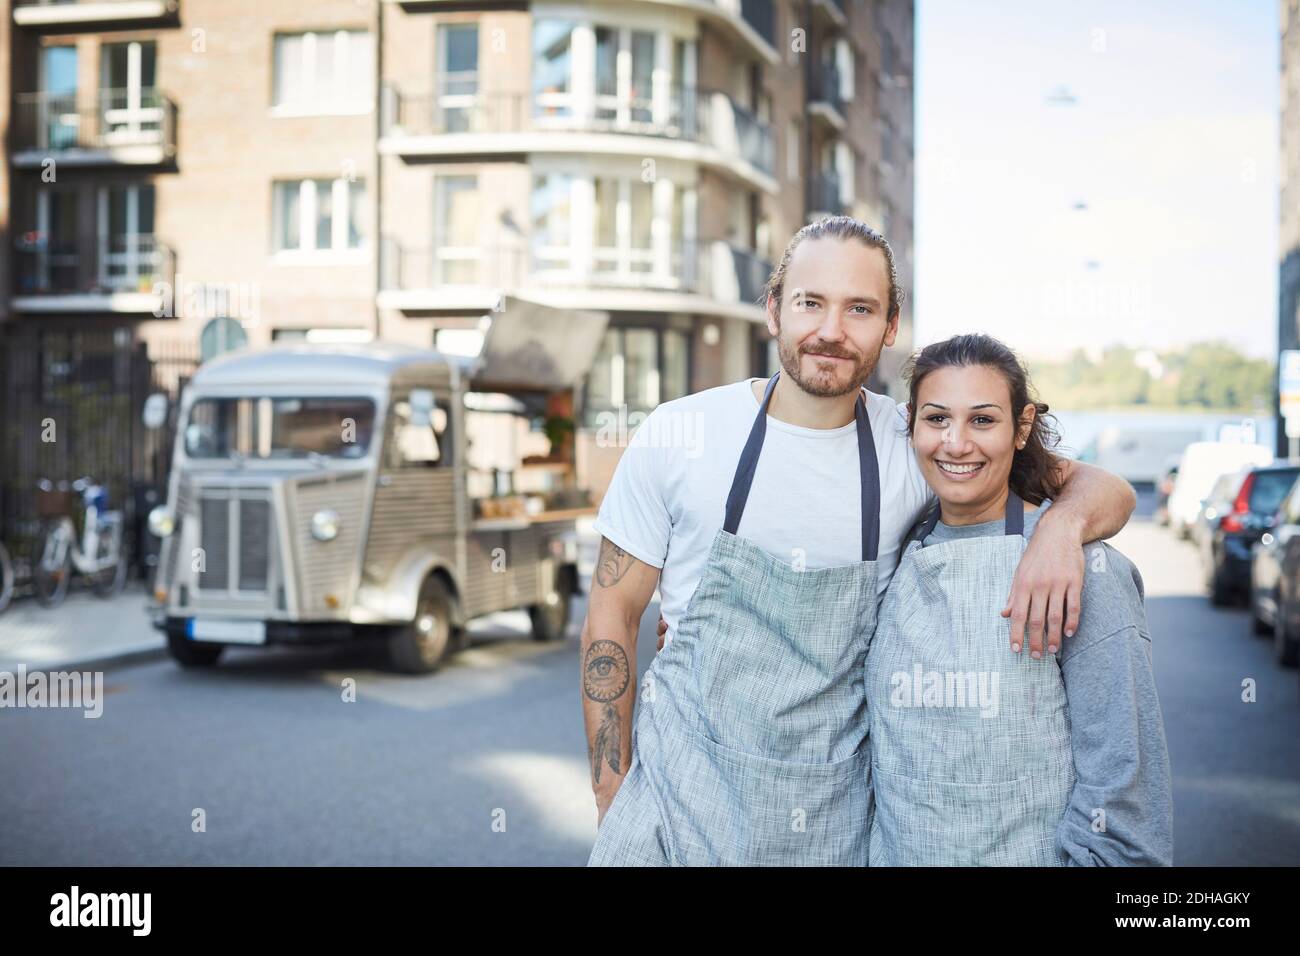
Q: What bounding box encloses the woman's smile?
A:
[934,459,986,480]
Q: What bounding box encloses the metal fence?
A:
[0,326,198,594]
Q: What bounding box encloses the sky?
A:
[914,0,1278,360]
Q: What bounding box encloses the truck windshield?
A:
[184,396,377,459]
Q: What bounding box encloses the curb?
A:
[0,644,169,675]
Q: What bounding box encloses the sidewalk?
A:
[0,582,165,672]
[0,520,603,674]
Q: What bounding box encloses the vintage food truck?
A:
[148,316,605,673]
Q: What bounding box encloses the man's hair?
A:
[762,215,905,320]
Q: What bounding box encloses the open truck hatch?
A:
[472,299,608,391]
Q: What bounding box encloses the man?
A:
[581,216,1136,865]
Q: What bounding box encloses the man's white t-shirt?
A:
[593,378,937,646]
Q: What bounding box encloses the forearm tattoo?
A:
[584,639,631,781]
[595,538,635,588]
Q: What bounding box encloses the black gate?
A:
[0,325,199,592]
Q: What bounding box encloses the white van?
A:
[1167,442,1274,539]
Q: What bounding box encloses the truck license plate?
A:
[187,619,266,645]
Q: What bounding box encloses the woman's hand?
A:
[656,613,668,651]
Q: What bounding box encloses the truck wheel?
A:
[389,576,454,674]
[167,632,224,668]
[530,565,575,642]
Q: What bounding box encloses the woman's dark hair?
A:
[902,333,1065,505]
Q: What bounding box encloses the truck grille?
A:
[197,489,273,593]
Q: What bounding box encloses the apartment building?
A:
[1,0,914,485]
[1282,0,1300,455]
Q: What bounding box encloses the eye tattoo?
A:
[583,639,630,703]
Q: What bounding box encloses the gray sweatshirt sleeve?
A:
[1055,625,1174,866]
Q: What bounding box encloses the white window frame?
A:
[432,174,481,284]
[836,37,855,104]
[101,40,162,145]
[835,141,855,205]
[270,30,373,117]
[97,184,155,291]
[533,17,690,134]
[272,177,367,263]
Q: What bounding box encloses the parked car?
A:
[147,335,605,674]
[1167,441,1273,539]
[1193,469,1246,556]
[1250,475,1300,666]
[1202,463,1300,606]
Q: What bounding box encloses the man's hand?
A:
[656,613,668,651]
[1001,509,1086,657]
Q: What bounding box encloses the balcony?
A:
[379,1,778,63]
[12,0,178,28]
[381,84,776,191]
[12,89,178,167]
[378,236,770,322]
[810,0,848,29]
[12,233,176,313]
[809,61,846,132]
[810,169,844,217]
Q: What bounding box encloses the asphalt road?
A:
[1,508,1297,865]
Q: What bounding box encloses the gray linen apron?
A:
[863,491,1075,866]
[588,370,882,866]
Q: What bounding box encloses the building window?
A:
[99,183,157,291]
[594,25,655,124]
[533,19,694,130]
[583,326,690,426]
[788,120,800,182]
[101,40,159,144]
[533,19,576,117]
[531,172,574,271]
[272,30,373,114]
[594,177,654,278]
[273,178,365,253]
[433,175,480,283]
[437,23,478,132]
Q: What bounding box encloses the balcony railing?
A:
[13,88,177,161]
[380,236,772,308]
[811,170,844,216]
[813,61,844,114]
[382,238,703,295]
[383,83,774,176]
[13,232,176,300]
[13,0,178,27]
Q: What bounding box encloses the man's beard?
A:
[775,328,879,398]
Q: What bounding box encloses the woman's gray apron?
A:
[589,370,882,866]
[863,491,1075,866]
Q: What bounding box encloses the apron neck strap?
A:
[724,370,882,562]
[917,488,1026,544]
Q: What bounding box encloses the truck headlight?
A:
[148,505,175,538]
[311,509,340,542]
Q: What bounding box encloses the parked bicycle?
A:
[33,477,128,608]
[0,538,12,614]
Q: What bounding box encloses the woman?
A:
[864,333,1172,865]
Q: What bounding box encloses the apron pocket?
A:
[683,731,871,865]
[869,764,1067,867]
